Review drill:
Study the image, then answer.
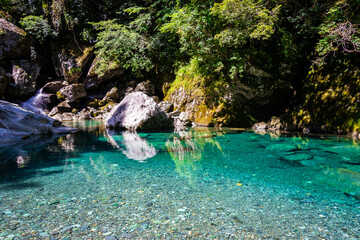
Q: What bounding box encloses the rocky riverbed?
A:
[0,125,359,239]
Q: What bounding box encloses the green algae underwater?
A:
[0,121,359,239]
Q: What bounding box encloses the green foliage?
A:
[91,20,153,77]
[19,15,56,42]
[315,0,360,63]
[166,57,206,97]
[160,7,214,55]
[211,0,281,46]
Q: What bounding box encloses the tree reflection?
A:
[165,128,223,185]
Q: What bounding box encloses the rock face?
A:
[8,60,41,99]
[51,39,94,83]
[0,18,31,60]
[58,83,87,103]
[134,80,155,96]
[105,92,172,130]
[165,86,217,127]
[0,100,77,146]
[173,112,192,131]
[84,57,125,90]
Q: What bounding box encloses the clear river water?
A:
[0,121,359,239]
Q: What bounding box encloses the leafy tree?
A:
[91,20,153,76]
[20,15,57,42]
[211,0,281,46]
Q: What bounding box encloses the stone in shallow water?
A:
[80,224,90,232]
[284,153,313,161]
[300,160,318,167]
[4,235,15,240]
[103,232,113,236]
[122,233,133,238]
[105,235,118,240]
[266,144,298,152]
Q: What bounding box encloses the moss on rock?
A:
[293,60,360,133]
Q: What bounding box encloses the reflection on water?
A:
[166,128,223,185]
[121,132,156,162]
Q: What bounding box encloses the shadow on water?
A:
[0,121,122,188]
[0,181,43,190]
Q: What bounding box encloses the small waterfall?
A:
[21,89,49,115]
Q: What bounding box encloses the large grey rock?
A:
[0,100,77,146]
[0,18,31,60]
[58,83,87,103]
[0,67,11,96]
[252,116,283,133]
[252,122,267,130]
[105,92,172,130]
[7,60,41,99]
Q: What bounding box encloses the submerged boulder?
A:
[0,100,77,146]
[105,91,172,130]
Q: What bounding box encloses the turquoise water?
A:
[0,121,359,239]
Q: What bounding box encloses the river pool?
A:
[0,121,359,239]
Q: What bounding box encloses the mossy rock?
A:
[193,105,215,127]
[91,111,101,117]
[100,102,115,111]
[56,91,65,101]
[99,100,107,107]
[88,101,99,108]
